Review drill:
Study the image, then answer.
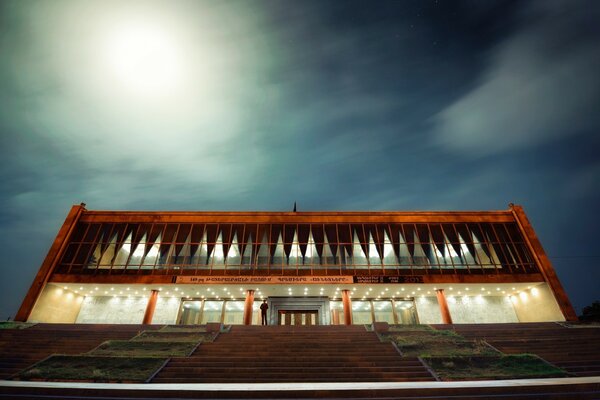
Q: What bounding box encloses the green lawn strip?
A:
[159,325,207,333]
[423,355,568,381]
[382,327,497,357]
[0,322,35,329]
[132,330,216,343]
[388,325,438,333]
[88,340,198,357]
[15,355,167,382]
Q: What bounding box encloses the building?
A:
[15,204,577,325]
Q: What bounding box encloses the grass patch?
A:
[132,330,216,343]
[15,355,166,382]
[388,325,437,332]
[159,325,207,333]
[88,340,198,357]
[0,322,34,329]
[424,355,568,381]
[383,328,497,357]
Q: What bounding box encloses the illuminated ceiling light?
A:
[401,288,405,291]
[119,291,123,295]
[79,287,83,290]
[417,288,421,291]
[63,286,68,290]
[449,287,453,290]
[385,288,389,291]
[496,288,500,291]
[175,288,179,291]
[465,288,469,291]
[196,292,200,295]
[126,287,130,291]
[512,287,516,290]
[143,288,147,291]
[104,291,108,294]
[166,292,170,295]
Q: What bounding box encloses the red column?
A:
[243,289,255,325]
[342,290,353,325]
[142,290,159,324]
[436,289,453,324]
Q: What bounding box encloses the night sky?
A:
[0,0,598,320]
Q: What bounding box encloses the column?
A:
[342,289,353,325]
[243,289,255,325]
[435,289,453,324]
[142,289,159,324]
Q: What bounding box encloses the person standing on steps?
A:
[260,300,269,325]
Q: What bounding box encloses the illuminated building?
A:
[16,203,576,325]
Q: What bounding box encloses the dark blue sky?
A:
[0,0,598,319]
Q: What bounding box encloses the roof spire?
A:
[293,201,297,212]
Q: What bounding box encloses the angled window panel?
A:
[310,224,325,262]
[283,224,296,260]
[371,224,387,263]
[179,232,194,269]
[415,224,433,267]
[113,232,133,269]
[127,233,147,269]
[269,224,283,259]
[240,224,257,268]
[188,224,206,267]
[226,232,241,267]
[232,224,246,257]
[412,228,430,268]
[457,231,477,266]
[368,232,382,267]
[324,225,339,266]
[158,224,178,267]
[304,229,319,269]
[174,224,192,265]
[381,229,398,267]
[352,230,369,269]
[351,224,369,259]
[337,224,353,261]
[443,225,464,264]
[288,229,303,268]
[98,232,117,269]
[191,231,209,269]
[210,232,226,269]
[455,224,477,264]
[109,224,129,268]
[256,226,270,267]
[429,224,447,263]
[297,224,310,259]
[401,224,416,261]
[271,231,285,267]
[204,224,219,263]
[219,224,233,263]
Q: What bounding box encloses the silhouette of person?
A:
[260,300,268,325]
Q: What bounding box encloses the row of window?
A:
[55,222,538,275]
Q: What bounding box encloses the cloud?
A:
[433,1,600,154]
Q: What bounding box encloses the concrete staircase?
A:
[0,324,160,379]
[152,325,435,383]
[433,322,600,377]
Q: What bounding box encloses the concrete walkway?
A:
[1,376,599,391]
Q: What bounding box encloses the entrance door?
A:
[278,310,318,325]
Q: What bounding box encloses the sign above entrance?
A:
[174,275,425,285]
[174,276,355,284]
[352,276,424,284]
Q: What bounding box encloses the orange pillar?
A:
[243,289,255,325]
[342,290,353,325]
[143,290,159,324]
[436,289,453,324]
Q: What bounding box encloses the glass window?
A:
[352,301,373,325]
[223,301,245,325]
[373,300,394,323]
[330,301,343,325]
[201,301,223,324]
[394,300,418,325]
[179,300,203,325]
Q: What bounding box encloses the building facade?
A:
[15,204,577,325]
